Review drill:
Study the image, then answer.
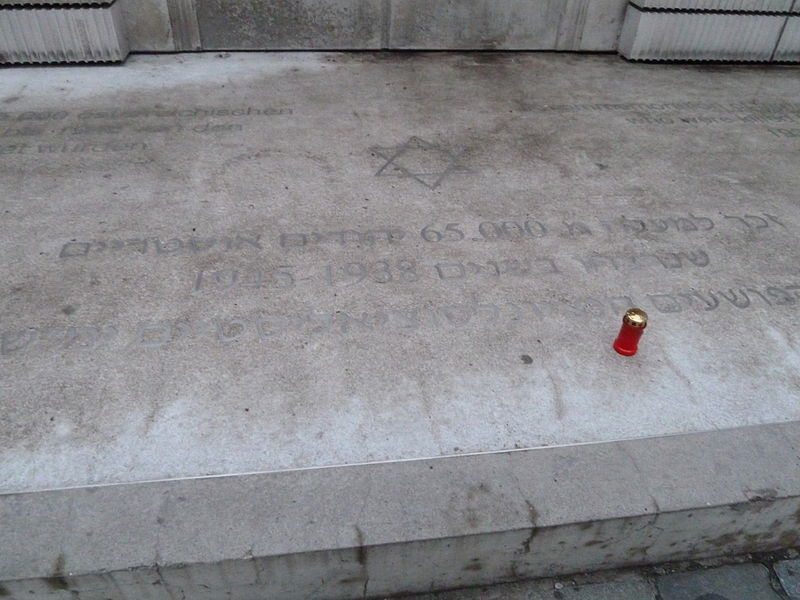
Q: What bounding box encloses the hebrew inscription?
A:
[60,232,263,259]
[3,283,798,358]
[59,212,789,262]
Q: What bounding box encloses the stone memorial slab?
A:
[2,52,799,494]
[1,52,800,596]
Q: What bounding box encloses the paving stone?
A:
[408,573,656,599]
[775,559,800,600]
[657,564,782,600]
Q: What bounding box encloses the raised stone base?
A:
[1,52,800,598]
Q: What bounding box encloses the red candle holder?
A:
[613,308,648,356]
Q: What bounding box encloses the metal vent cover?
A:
[0,1,113,5]
[631,0,797,12]
[0,0,128,64]
[774,15,800,59]
[619,4,796,61]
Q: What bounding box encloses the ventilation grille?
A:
[0,0,128,64]
[775,15,800,59]
[619,3,799,61]
[631,0,796,12]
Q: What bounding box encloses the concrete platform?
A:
[1,53,800,598]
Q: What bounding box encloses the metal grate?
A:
[774,15,800,59]
[0,0,128,64]
[619,3,799,61]
[631,0,796,12]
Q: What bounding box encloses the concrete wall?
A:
[121,0,201,52]
[121,0,629,51]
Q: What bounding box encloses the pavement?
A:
[403,553,800,600]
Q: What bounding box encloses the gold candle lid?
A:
[622,308,648,328]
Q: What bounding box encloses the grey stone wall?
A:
[123,0,629,51]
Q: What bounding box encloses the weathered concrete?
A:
[196,0,388,49]
[193,0,629,50]
[2,423,800,598]
[389,0,628,51]
[1,52,800,596]
[3,0,628,54]
[120,0,174,52]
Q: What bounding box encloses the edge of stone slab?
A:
[1,421,800,597]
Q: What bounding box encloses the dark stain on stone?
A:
[578,522,593,530]
[468,52,513,64]
[61,305,76,315]
[0,584,9,597]
[467,483,492,500]
[745,532,771,546]
[521,502,540,554]
[340,576,367,584]
[467,482,491,500]
[335,51,424,65]
[45,553,69,591]
[732,494,778,515]
[778,530,800,546]
[584,540,604,547]
[747,488,778,502]
[354,525,367,567]
[731,489,779,514]
[708,532,740,547]
[520,354,533,364]
[3,96,21,104]
[466,508,481,528]
[463,558,483,571]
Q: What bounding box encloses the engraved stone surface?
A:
[1,53,800,497]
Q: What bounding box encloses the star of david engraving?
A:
[370,137,471,190]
